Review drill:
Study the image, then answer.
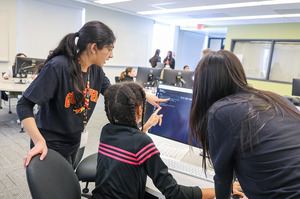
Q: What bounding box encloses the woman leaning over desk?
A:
[189,50,300,199]
[16,20,166,167]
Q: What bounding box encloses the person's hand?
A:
[24,139,48,168]
[3,75,9,80]
[232,182,246,197]
[143,107,163,132]
[146,93,169,108]
[31,74,37,79]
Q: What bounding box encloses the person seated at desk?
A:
[3,53,27,80]
[119,67,136,82]
[1,53,28,101]
[190,50,300,198]
[92,82,244,199]
[183,65,189,71]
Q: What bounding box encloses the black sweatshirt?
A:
[208,92,300,199]
[17,55,110,158]
[92,124,202,199]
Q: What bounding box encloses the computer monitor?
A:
[136,67,163,87]
[163,69,194,89]
[292,78,300,96]
[156,62,164,69]
[148,84,200,147]
[14,57,45,78]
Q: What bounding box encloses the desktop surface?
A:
[145,133,215,199]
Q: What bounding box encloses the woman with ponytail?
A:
[17,21,167,167]
[17,21,115,167]
[119,67,136,82]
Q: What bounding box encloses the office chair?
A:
[76,153,97,193]
[26,149,82,199]
[73,146,85,170]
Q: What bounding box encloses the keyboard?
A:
[161,157,215,183]
[158,143,189,161]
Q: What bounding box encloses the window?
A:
[208,38,225,51]
[231,40,300,83]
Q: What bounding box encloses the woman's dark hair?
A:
[164,51,174,66]
[119,67,133,81]
[150,49,160,67]
[166,51,172,59]
[38,21,116,108]
[104,82,146,130]
[189,50,300,171]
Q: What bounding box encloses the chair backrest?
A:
[73,146,85,170]
[26,149,81,199]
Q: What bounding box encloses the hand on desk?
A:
[3,75,9,79]
[232,182,246,198]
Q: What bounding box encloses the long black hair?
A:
[189,50,300,170]
[150,49,160,67]
[38,21,116,108]
[104,82,146,130]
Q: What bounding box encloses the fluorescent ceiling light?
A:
[138,0,300,15]
[162,13,300,25]
[94,0,131,4]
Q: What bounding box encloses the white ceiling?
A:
[72,0,300,35]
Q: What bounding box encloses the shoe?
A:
[1,91,8,101]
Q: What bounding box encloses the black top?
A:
[208,92,300,199]
[149,56,161,68]
[120,75,134,82]
[163,57,175,69]
[17,55,111,158]
[92,124,202,199]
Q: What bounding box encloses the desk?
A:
[0,78,30,112]
[145,133,215,199]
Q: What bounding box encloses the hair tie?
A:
[75,32,80,37]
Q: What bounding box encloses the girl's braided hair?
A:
[104,82,146,130]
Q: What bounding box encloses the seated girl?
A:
[92,82,244,199]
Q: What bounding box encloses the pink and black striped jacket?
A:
[92,123,202,199]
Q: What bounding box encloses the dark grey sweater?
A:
[208,93,300,199]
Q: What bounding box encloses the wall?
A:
[85,4,154,67]
[224,23,300,96]
[0,0,154,84]
[0,0,17,72]
[17,0,83,59]
[176,30,206,71]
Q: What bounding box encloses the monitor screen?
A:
[292,78,300,96]
[136,67,163,87]
[14,57,45,77]
[163,69,194,89]
[148,84,200,147]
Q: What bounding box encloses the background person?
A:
[3,53,27,79]
[202,48,211,57]
[119,67,136,82]
[163,51,175,69]
[183,65,189,71]
[149,49,161,68]
[190,50,300,198]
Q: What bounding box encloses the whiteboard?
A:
[0,10,9,62]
